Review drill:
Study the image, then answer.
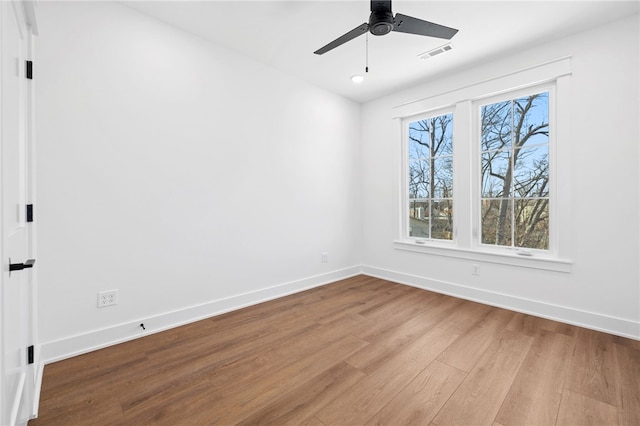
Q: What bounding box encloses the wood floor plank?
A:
[437,306,515,372]
[365,360,466,425]
[613,334,640,351]
[565,327,618,406]
[313,289,409,326]
[33,351,149,417]
[236,361,366,425]
[495,329,574,426]
[37,343,149,394]
[30,396,125,426]
[613,343,640,425]
[118,323,318,413]
[30,276,640,426]
[305,279,410,325]
[346,295,460,374]
[317,326,459,425]
[556,389,619,426]
[209,333,370,425]
[506,312,563,336]
[125,333,368,425]
[299,417,326,426]
[351,290,442,341]
[121,322,358,419]
[431,329,533,426]
[434,299,493,335]
[355,292,456,337]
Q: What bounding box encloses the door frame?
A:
[1,1,38,424]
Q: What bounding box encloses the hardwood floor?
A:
[30,275,640,425]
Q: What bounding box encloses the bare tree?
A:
[409,114,453,239]
[481,93,549,249]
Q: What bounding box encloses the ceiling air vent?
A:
[418,43,453,60]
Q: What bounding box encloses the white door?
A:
[1,1,36,425]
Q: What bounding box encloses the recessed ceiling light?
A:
[351,74,364,83]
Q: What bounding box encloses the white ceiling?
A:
[123,1,639,103]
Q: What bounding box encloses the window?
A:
[480,92,550,250]
[395,58,571,270]
[407,112,454,240]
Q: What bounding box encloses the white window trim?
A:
[471,84,555,255]
[401,106,456,244]
[393,57,573,273]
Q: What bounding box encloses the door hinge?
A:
[27,345,34,364]
[26,60,33,79]
[26,204,33,222]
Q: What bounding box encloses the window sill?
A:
[393,240,572,273]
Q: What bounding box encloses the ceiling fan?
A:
[314,0,458,55]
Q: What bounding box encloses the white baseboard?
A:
[39,263,639,367]
[362,265,640,341]
[40,266,363,364]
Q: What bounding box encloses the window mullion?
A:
[510,100,516,248]
[455,100,473,248]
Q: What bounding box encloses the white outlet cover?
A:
[98,290,118,308]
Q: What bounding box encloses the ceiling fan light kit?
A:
[314,0,458,55]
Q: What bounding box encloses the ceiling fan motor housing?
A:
[369,10,394,36]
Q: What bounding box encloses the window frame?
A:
[471,83,556,257]
[393,58,572,273]
[402,107,456,246]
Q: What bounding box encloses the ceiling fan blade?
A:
[314,23,368,55]
[393,13,458,39]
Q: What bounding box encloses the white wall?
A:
[36,1,362,361]
[35,2,640,364]
[361,14,640,339]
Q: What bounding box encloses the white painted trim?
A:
[21,1,38,35]
[31,357,43,419]
[393,240,572,273]
[362,265,640,340]
[40,266,362,364]
[392,57,572,117]
[39,263,639,365]
[9,373,26,426]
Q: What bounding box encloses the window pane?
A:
[409,201,430,238]
[514,92,549,146]
[514,146,549,198]
[481,150,511,198]
[409,160,430,198]
[409,136,430,161]
[481,100,512,152]
[515,199,549,249]
[481,199,512,246]
[432,114,454,155]
[432,200,453,240]
[433,156,453,198]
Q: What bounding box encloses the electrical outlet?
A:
[97,290,118,308]
[472,264,480,276]
[321,252,328,263]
